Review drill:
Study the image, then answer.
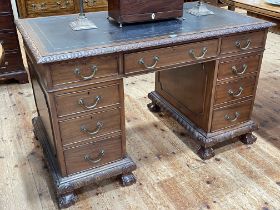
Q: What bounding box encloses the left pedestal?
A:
[33,117,136,208]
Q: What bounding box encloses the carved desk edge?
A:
[32,117,136,196]
[148,91,258,148]
[15,19,274,64]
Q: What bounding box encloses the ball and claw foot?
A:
[197,146,215,160]
[58,192,78,209]
[240,133,257,145]
[147,102,161,113]
[121,173,136,187]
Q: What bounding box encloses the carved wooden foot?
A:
[197,146,215,160]
[240,133,257,145]
[121,173,136,187]
[147,102,161,113]
[58,192,78,209]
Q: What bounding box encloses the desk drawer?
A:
[0,32,20,52]
[55,82,121,117]
[25,0,75,16]
[124,39,219,74]
[214,76,256,105]
[0,14,14,30]
[50,55,119,86]
[218,54,261,80]
[59,108,121,146]
[221,31,266,54]
[0,51,23,72]
[211,100,252,131]
[64,135,123,175]
[0,0,12,13]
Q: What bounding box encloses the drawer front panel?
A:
[0,51,24,72]
[120,10,183,24]
[215,76,256,105]
[59,108,121,146]
[64,136,122,175]
[51,55,118,86]
[124,39,219,74]
[0,14,14,30]
[55,83,121,117]
[0,0,12,13]
[0,32,20,52]
[211,100,252,131]
[119,0,184,15]
[218,54,261,80]
[221,31,265,54]
[26,0,75,16]
[83,0,108,12]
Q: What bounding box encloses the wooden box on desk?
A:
[108,0,184,25]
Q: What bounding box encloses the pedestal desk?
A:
[16,3,273,208]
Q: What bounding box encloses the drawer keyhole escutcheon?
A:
[189,47,208,60]
[232,64,247,75]
[80,121,103,135]
[224,112,240,122]
[74,65,98,80]
[228,86,244,97]
[138,56,160,70]
[235,39,251,50]
[84,149,105,164]
[79,95,101,109]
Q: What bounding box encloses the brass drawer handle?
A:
[79,95,101,109]
[80,121,103,135]
[235,39,251,50]
[228,86,244,97]
[138,56,160,70]
[74,65,97,81]
[84,149,105,164]
[189,47,208,60]
[232,64,247,75]
[224,112,240,122]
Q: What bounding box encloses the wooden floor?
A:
[0,31,280,210]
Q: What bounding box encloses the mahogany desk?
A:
[16,3,273,208]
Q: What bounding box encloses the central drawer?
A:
[59,108,121,146]
[50,55,119,86]
[64,135,123,175]
[55,82,121,117]
[124,39,219,74]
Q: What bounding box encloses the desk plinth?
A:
[16,3,274,208]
